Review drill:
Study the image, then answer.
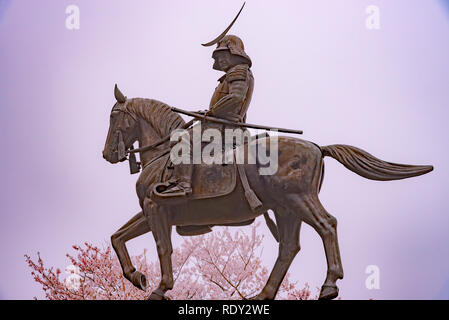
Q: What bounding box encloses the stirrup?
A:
[153,181,192,198]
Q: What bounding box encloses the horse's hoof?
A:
[146,289,170,300]
[130,271,148,291]
[319,284,338,300]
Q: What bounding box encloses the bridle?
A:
[110,105,142,174]
[110,105,173,175]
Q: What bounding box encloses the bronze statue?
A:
[102,4,433,300]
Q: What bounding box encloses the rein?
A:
[122,145,171,175]
[128,119,194,155]
[111,103,190,174]
[122,119,194,175]
[141,149,171,170]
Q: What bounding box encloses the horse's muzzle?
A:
[102,149,120,164]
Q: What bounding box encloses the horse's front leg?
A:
[144,197,174,300]
[111,211,151,290]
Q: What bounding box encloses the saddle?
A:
[153,133,269,204]
[154,161,237,201]
[192,163,236,199]
[152,134,268,238]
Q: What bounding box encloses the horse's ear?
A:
[114,84,127,103]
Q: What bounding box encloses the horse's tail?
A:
[321,144,433,181]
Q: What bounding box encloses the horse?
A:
[102,85,433,300]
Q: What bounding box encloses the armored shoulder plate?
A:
[226,64,249,83]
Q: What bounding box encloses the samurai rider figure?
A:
[158,34,254,197]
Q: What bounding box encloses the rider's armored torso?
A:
[209,63,254,124]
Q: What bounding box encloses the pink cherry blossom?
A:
[25,225,318,300]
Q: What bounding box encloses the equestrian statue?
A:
[102,3,433,300]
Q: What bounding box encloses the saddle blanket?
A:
[191,163,236,199]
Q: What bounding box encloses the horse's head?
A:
[102,85,139,164]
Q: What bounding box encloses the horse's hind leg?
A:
[252,211,302,300]
[111,211,151,291]
[299,195,343,300]
[144,198,174,300]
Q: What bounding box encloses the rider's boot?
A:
[154,163,193,198]
[152,159,213,235]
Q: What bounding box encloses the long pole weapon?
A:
[129,108,303,155]
[171,107,303,135]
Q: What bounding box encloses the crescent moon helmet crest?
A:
[202,3,252,68]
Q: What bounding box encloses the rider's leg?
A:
[157,128,193,196]
[172,163,193,193]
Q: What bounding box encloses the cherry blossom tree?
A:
[25,224,317,300]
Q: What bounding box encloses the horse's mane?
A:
[126,98,185,137]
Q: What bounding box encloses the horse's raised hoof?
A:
[146,288,170,300]
[130,271,148,291]
[319,284,338,300]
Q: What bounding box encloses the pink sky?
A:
[0,0,448,299]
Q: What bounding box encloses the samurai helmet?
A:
[202,2,252,69]
[212,35,251,69]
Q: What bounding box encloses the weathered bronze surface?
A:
[102,4,433,300]
[103,92,433,300]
